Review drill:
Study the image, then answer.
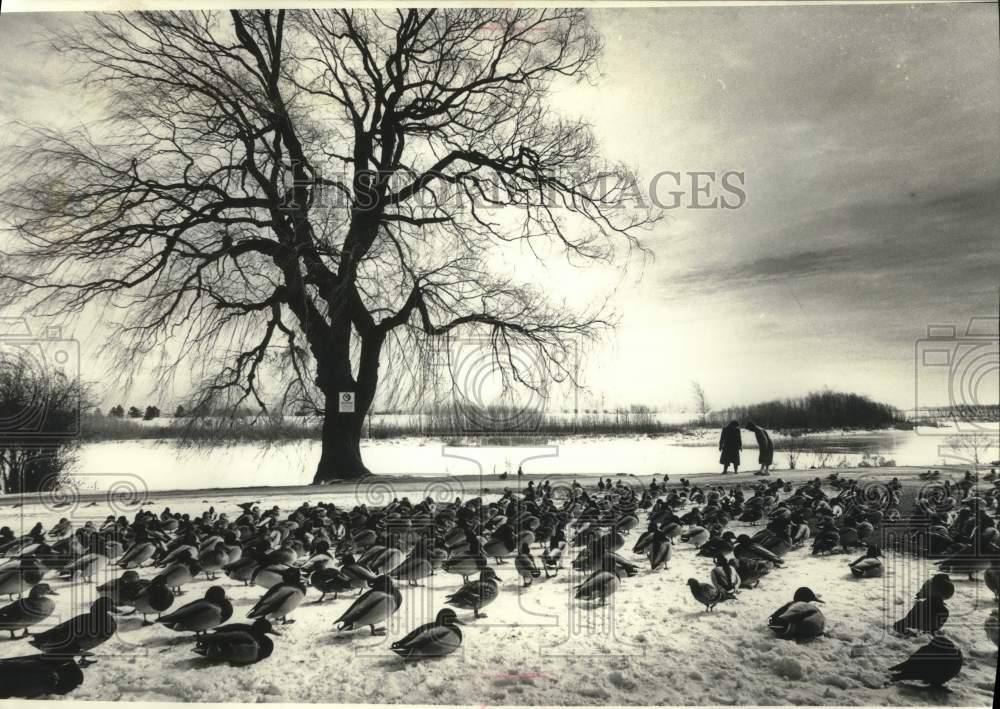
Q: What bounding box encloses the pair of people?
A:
[719,420,774,475]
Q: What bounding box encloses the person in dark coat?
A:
[745,422,774,475]
[719,421,742,474]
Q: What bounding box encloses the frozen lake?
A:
[64,423,999,492]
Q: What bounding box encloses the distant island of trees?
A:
[707,390,906,431]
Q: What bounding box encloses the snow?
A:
[65,425,998,492]
[0,467,996,705]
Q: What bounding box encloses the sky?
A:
[0,3,998,413]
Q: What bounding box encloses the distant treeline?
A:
[707,391,906,431]
[79,403,684,444]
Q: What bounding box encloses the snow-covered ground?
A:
[0,467,996,705]
[66,423,999,492]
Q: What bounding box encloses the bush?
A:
[0,356,83,493]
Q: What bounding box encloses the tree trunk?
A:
[313,399,371,483]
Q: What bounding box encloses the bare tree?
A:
[691,381,710,423]
[0,10,653,481]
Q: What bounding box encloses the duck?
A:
[0,558,44,600]
[29,596,117,666]
[0,654,84,698]
[445,568,500,619]
[334,575,402,636]
[223,555,260,585]
[129,578,175,625]
[768,587,825,639]
[888,635,963,686]
[251,563,291,590]
[153,553,201,594]
[336,553,379,594]
[116,538,157,569]
[916,573,955,601]
[0,583,58,638]
[848,545,884,579]
[390,608,464,661]
[443,537,489,584]
[575,569,621,606]
[687,578,725,612]
[483,525,518,564]
[647,528,672,571]
[541,535,566,578]
[734,535,784,566]
[680,526,710,548]
[157,586,232,636]
[193,617,279,666]
[309,559,354,602]
[736,558,770,589]
[710,556,741,599]
[198,541,230,580]
[893,594,949,635]
[390,544,434,587]
[247,567,306,624]
[514,543,541,587]
[96,570,144,607]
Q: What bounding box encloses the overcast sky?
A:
[0,4,997,412]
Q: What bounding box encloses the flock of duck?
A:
[0,471,998,699]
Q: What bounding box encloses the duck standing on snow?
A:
[515,543,542,587]
[129,578,175,625]
[892,591,949,635]
[887,635,963,687]
[29,597,117,666]
[849,545,884,579]
[193,617,280,666]
[446,568,500,619]
[0,655,84,698]
[309,559,353,602]
[647,527,672,571]
[0,583,58,638]
[157,586,232,636]
[248,567,306,624]
[334,575,402,636]
[687,578,725,612]
[768,587,825,639]
[391,608,463,661]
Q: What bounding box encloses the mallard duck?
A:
[309,560,353,602]
[710,557,741,599]
[29,596,117,665]
[736,558,770,589]
[116,539,157,569]
[916,573,955,601]
[768,587,825,639]
[575,569,621,605]
[248,567,306,624]
[443,537,488,584]
[849,545,884,579]
[390,544,433,587]
[445,568,499,619]
[337,553,379,594]
[198,541,230,580]
[0,583,58,638]
[96,570,143,607]
[0,654,84,698]
[193,617,279,666]
[0,558,44,600]
[647,529,672,571]
[334,575,402,636]
[390,608,463,661]
[888,636,963,686]
[129,578,175,625]
[153,555,201,594]
[514,543,541,587]
[157,586,232,635]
